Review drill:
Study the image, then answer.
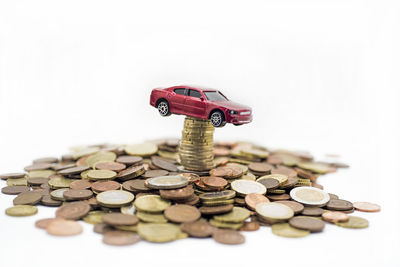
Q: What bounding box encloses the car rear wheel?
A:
[210,110,226,127]
[157,100,171,116]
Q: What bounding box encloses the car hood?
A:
[212,101,251,111]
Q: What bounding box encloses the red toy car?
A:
[150,85,252,127]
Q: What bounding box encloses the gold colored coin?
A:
[209,219,243,230]
[335,216,369,229]
[213,207,250,223]
[134,195,171,213]
[137,223,183,243]
[136,211,168,223]
[257,174,288,186]
[272,223,310,238]
[87,151,117,168]
[231,180,266,196]
[125,143,158,157]
[83,211,106,224]
[7,178,28,186]
[6,205,38,216]
[48,176,74,189]
[28,170,55,178]
[87,169,117,181]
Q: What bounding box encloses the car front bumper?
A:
[226,113,253,125]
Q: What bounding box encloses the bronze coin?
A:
[95,161,126,172]
[70,180,92,190]
[248,162,272,174]
[280,177,299,189]
[52,163,76,172]
[180,220,215,237]
[301,207,324,216]
[267,155,283,165]
[240,221,260,231]
[59,166,90,175]
[322,211,349,223]
[94,223,113,234]
[257,178,280,190]
[268,193,291,201]
[35,218,62,229]
[116,155,143,166]
[55,202,91,220]
[24,163,53,171]
[123,179,150,192]
[33,157,58,164]
[213,147,231,156]
[174,194,200,206]
[289,216,325,232]
[245,193,270,210]
[102,213,139,226]
[213,229,245,245]
[326,199,353,211]
[41,195,62,207]
[151,156,178,172]
[199,204,234,215]
[312,183,323,190]
[63,189,93,201]
[91,180,121,192]
[164,204,201,223]
[209,167,233,178]
[46,219,83,236]
[1,186,30,195]
[27,177,49,186]
[103,230,140,246]
[271,166,297,178]
[0,172,26,180]
[13,191,42,205]
[76,156,89,167]
[142,169,169,178]
[201,176,228,190]
[116,165,145,181]
[160,185,194,200]
[294,167,317,181]
[32,188,50,196]
[328,193,339,200]
[275,200,304,214]
[353,201,381,212]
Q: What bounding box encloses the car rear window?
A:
[189,89,202,98]
[174,88,186,95]
[204,91,227,101]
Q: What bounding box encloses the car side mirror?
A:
[200,97,204,101]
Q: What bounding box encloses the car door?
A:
[185,89,207,117]
[170,87,187,113]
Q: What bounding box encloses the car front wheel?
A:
[210,110,226,127]
[157,100,171,116]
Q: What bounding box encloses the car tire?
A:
[157,100,171,116]
[210,110,226,127]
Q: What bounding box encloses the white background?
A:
[0,0,399,266]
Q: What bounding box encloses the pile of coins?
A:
[1,138,380,245]
[179,117,215,171]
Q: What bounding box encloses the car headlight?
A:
[229,110,238,115]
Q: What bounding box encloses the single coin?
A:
[35,218,62,229]
[1,186,30,195]
[201,176,228,189]
[152,156,178,172]
[164,204,201,223]
[267,155,283,165]
[116,165,145,181]
[297,162,332,174]
[248,162,272,174]
[55,202,91,220]
[83,211,106,224]
[58,166,90,175]
[136,211,168,223]
[245,193,270,210]
[289,216,325,232]
[212,229,245,245]
[24,163,53,171]
[7,177,28,186]
[199,204,234,215]
[326,199,353,211]
[159,185,194,200]
[146,176,188,189]
[290,186,330,207]
[63,189,93,201]
[87,151,117,168]
[256,178,280,190]
[125,143,158,157]
[5,205,38,216]
[70,180,92,190]
[33,157,58,164]
[103,213,139,226]
[213,207,250,223]
[209,219,243,230]
[91,180,120,192]
[353,201,381,212]
[95,161,126,171]
[116,155,143,166]
[322,211,349,223]
[48,176,74,189]
[94,223,113,234]
[103,230,140,246]
[28,170,55,178]
[13,191,42,205]
[46,219,83,236]
[41,195,62,206]
[209,167,233,178]
[335,216,369,229]
[302,207,324,216]
[257,174,288,186]
[271,223,310,238]
[199,190,236,201]
[240,221,260,231]
[87,169,117,181]
[97,190,135,208]
[124,179,150,192]
[138,223,182,243]
[50,188,69,201]
[328,193,339,200]
[180,220,215,237]
[255,202,294,223]
[27,177,49,186]
[142,169,169,178]
[267,193,291,201]
[0,172,26,180]
[231,180,266,196]
[275,200,304,214]
[134,195,171,213]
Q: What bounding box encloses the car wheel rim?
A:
[211,113,222,126]
[158,102,168,115]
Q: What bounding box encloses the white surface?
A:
[0,1,399,267]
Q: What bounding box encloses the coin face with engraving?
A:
[290,186,330,207]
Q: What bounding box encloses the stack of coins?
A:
[179,116,215,171]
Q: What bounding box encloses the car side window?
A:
[189,89,202,98]
[174,88,186,95]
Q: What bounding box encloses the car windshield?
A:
[204,91,227,101]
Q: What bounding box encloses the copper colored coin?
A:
[70,180,92,190]
[103,230,140,246]
[142,169,169,178]
[213,229,245,245]
[213,147,231,156]
[41,195,62,207]
[267,155,283,165]
[95,161,126,171]
[55,202,91,220]
[91,180,121,192]
[102,213,139,226]
[63,189,93,201]
[0,172,26,180]
[24,163,53,171]
[248,162,273,174]
[116,165,145,181]
[328,193,339,200]
[199,204,234,215]
[209,167,233,178]
[94,223,113,234]
[159,185,194,200]
[174,194,200,206]
[35,218,62,229]
[124,179,150,192]
[301,207,324,216]
[1,186,30,195]
[245,193,270,210]
[268,193,291,201]
[46,219,83,236]
[280,177,299,189]
[326,199,353,211]
[201,176,228,190]
[151,156,178,172]
[257,178,280,190]
[27,177,49,186]
[180,220,215,237]
[76,156,89,167]
[289,216,325,232]
[13,191,42,205]
[322,211,349,223]
[116,155,143,166]
[275,200,304,214]
[164,204,201,223]
[271,166,297,178]
[59,166,90,175]
[240,221,260,231]
[353,201,381,212]
[33,157,58,164]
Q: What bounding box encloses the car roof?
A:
[171,85,218,92]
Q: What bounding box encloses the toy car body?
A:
[150,85,252,127]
